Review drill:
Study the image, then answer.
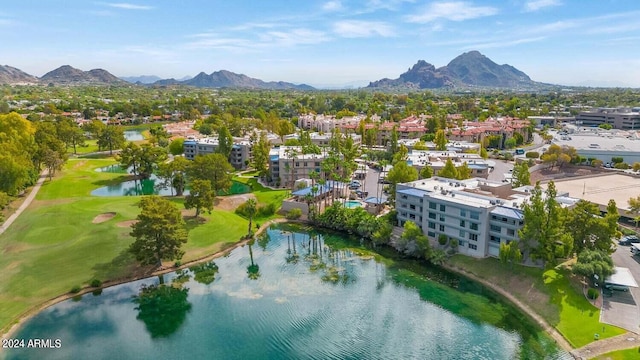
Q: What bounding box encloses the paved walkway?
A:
[571,332,640,359]
[0,170,47,236]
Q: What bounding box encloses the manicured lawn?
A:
[70,139,100,155]
[595,347,640,359]
[0,158,259,335]
[232,176,287,209]
[448,256,625,348]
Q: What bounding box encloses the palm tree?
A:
[245,198,257,237]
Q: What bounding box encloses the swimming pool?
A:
[344,200,363,209]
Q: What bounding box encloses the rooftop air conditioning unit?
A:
[451,193,455,197]
[434,186,439,190]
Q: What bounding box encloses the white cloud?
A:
[333,20,395,38]
[322,1,343,11]
[462,36,546,50]
[524,0,561,12]
[406,1,498,23]
[104,3,153,10]
[259,28,329,47]
[365,0,415,12]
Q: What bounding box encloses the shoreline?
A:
[0,217,288,341]
[442,263,574,353]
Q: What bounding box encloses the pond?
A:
[123,130,144,141]
[91,166,250,196]
[5,225,565,359]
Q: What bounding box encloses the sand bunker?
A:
[92,212,116,224]
[116,220,138,228]
[214,194,257,211]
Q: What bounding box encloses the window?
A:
[315,162,320,167]
[440,204,446,212]
[460,209,467,217]
[409,205,415,210]
[439,224,445,232]
[490,235,500,243]
[469,233,478,241]
[507,229,515,236]
[429,202,437,210]
[428,231,436,238]
[428,222,436,229]
[459,229,465,238]
[459,220,466,228]
[470,211,480,220]
[428,212,436,220]
[295,162,300,167]
[303,162,308,167]
[469,244,477,250]
[470,223,478,231]
[490,224,501,232]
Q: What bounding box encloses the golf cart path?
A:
[0,170,48,236]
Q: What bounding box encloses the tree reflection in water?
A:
[247,239,260,280]
[189,261,219,285]
[132,277,192,338]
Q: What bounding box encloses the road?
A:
[0,171,48,236]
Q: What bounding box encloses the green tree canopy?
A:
[184,179,215,217]
[519,181,565,264]
[572,249,614,285]
[130,196,188,267]
[434,129,447,151]
[437,159,458,179]
[187,153,234,194]
[511,162,530,187]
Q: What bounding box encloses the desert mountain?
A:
[40,65,126,85]
[0,65,38,84]
[121,75,163,84]
[368,51,536,89]
[152,70,314,90]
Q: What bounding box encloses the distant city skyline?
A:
[2,1,640,88]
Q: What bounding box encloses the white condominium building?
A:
[396,177,534,258]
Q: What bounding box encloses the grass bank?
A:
[448,256,625,348]
[0,158,266,335]
[595,347,640,359]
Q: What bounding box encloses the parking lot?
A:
[601,243,640,333]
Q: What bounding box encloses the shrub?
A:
[257,203,276,217]
[90,279,102,287]
[174,260,182,268]
[438,234,448,246]
[587,287,599,300]
[612,157,624,164]
[525,151,539,159]
[614,162,629,169]
[286,208,302,220]
[70,285,82,294]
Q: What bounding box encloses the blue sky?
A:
[2,1,640,88]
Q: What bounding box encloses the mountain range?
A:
[367,51,537,89]
[0,51,546,90]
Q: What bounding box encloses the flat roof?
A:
[552,133,640,152]
[543,173,640,211]
[605,267,638,288]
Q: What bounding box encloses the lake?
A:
[91,165,250,196]
[4,225,564,360]
[123,130,144,141]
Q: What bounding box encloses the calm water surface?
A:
[91,165,250,196]
[5,226,562,360]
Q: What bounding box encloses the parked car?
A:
[605,283,629,292]
[619,235,640,245]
